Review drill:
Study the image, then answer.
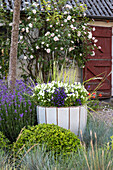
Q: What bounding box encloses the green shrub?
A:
[13,124,81,158]
[0,131,10,150]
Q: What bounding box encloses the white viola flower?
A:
[61,24,64,26]
[20,36,23,40]
[69,47,74,52]
[32,9,36,14]
[41,42,45,44]
[22,28,25,32]
[70,24,74,28]
[91,51,95,56]
[64,19,67,23]
[72,19,75,22]
[24,56,27,59]
[94,39,98,43]
[56,29,58,32]
[58,34,60,37]
[30,55,34,59]
[67,15,71,20]
[98,46,101,49]
[80,53,82,56]
[46,49,51,53]
[60,47,63,50]
[77,31,81,37]
[92,27,96,31]
[50,25,53,28]
[27,16,31,20]
[26,27,29,33]
[68,34,71,37]
[51,33,55,37]
[36,46,39,49]
[88,32,92,39]
[54,36,59,41]
[28,23,33,28]
[45,31,50,36]
[65,4,72,9]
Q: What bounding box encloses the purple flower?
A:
[19,113,24,118]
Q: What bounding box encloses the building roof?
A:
[0,0,113,19]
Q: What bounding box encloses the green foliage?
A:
[0,131,10,150]
[13,124,81,158]
[88,99,101,111]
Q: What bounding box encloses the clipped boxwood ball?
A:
[0,131,10,150]
[13,124,81,157]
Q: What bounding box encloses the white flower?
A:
[88,32,92,39]
[51,33,55,37]
[27,16,31,20]
[68,34,71,37]
[30,55,34,59]
[28,23,33,28]
[61,24,63,26]
[36,46,39,49]
[77,31,81,37]
[60,47,63,50]
[98,46,101,49]
[84,13,86,17]
[22,28,25,32]
[69,47,74,52]
[58,34,60,37]
[46,18,49,21]
[32,9,36,14]
[71,41,74,44]
[0,66,2,69]
[56,29,58,32]
[65,4,72,9]
[91,51,95,56]
[92,27,96,31]
[9,23,13,26]
[82,26,86,30]
[46,49,51,53]
[64,19,67,23]
[45,31,50,36]
[92,37,95,40]
[46,44,49,47]
[56,22,59,25]
[20,36,23,40]
[94,44,96,46]
[72,19,75,22]
[94,39,98,43]
[70,24,74,28]
[54,36,59,41]
[80,53,82,56]
[24,56,27,59]
[41,42,45,44]
[67,15,71,20]
[64,11,68,15]
[26,27,29,33]
[50,25,52,28]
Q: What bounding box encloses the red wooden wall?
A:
[83,26,112,98]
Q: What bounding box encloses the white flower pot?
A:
[36,105,87,135]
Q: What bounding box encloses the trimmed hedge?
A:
[13,124,81,157]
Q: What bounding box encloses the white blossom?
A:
[64,11,68,15]
[32,9,36,14]
[72,19,75,22]
[46,44,49,47]
[30,55,34,59]
[27,16,31,20]
[77,31,81,37]
[64,19,67,23]
[60,47,63,50]
[22,28,25,32]
[92,27,96,31]
[50,25,52,28]
[65,4,72,9]
[20,36,23,40]
[98,46,101,49]
[67,15,71,20]
[91,51,95,56]
[24,56,27,59]
[54,36,59,41]
[26,27,29,33]
[94,39,98,43]
[28,23,33,28]
[88,32,92,39]
[45,31,50,36]
[41,42,45,44]
[9,23,13,26]
[51,33,55,37]
[36,46,39,49]
[69,47,74,52]
[46,49,51,53]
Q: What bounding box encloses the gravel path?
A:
[91,102,113,126]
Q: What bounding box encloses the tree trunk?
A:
[8,0,21,90]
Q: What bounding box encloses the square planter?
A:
[37,105,87,135]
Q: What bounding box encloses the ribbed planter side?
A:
[36,106,87,135]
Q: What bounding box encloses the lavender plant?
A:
[0,79,36,142]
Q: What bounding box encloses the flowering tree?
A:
[18,0,98,82]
